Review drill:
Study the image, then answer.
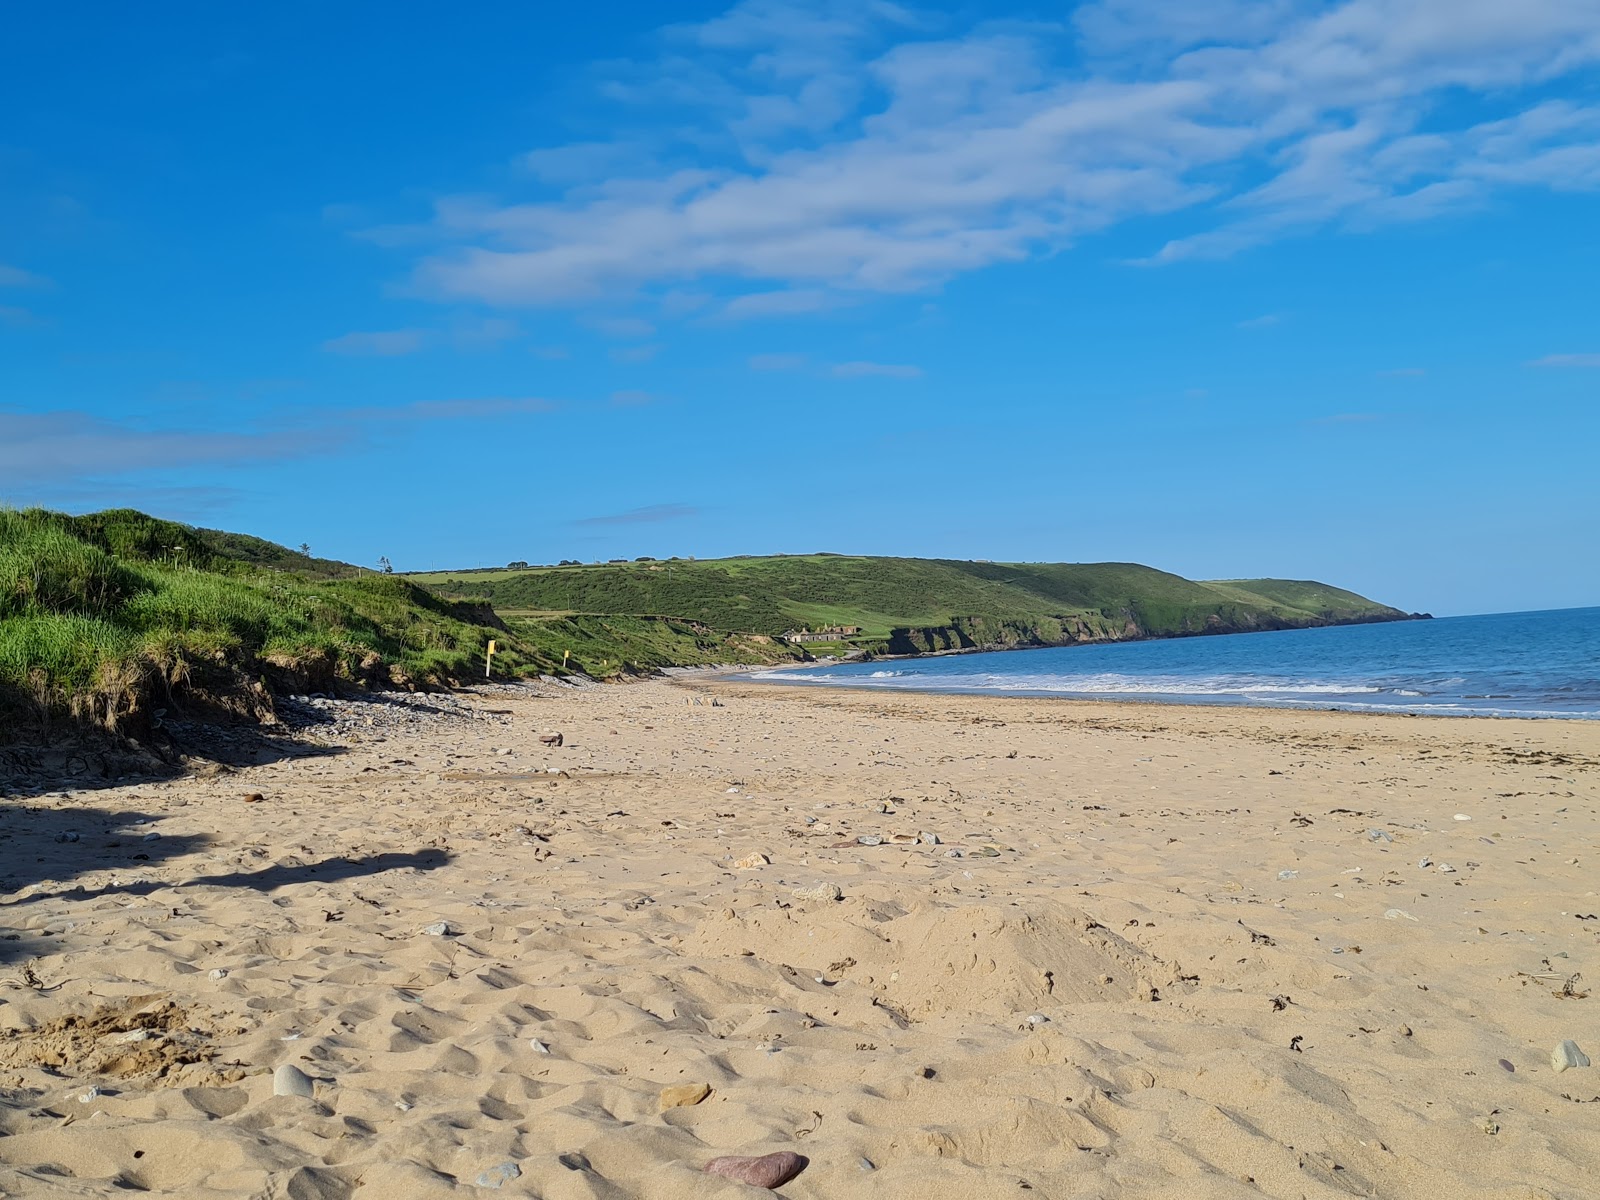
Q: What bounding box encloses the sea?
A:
[745,607,1600,719]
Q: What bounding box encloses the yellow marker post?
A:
[485,639,498,678]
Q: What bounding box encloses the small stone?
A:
[1367,829,1392,843]
[243,793,264,803]
[1498,1058,1515,1072]
[273,1063,315,1098]
[421,921,457,937]
[558,1152,590,1172]
[734,853,770,870]
[529,1038,551,1054]
[1417,857,1432,869]
[1277,869,1298,880]
[945,848,963,858]
[919,831,940,845]
[659,1082,712,1111]
[1383,908,1418,921]
[859,1157,876,1171]
[142,832,161,842]
[1399,1024,1413,1037]
[475,1161,521,1189]
[792,882,842,902]
[55,832,80,843]
[78,1086,100,1103]
[209,968,228,980]
[395,1100,413,1111]
[1552,1040,1590,1072]
[1438,863,1457,874]
[1453,813,1472,821]
[856,835,882,846]
[1026,1013,1050,1026]
[704,1151,808,1189]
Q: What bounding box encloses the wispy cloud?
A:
[0,410,315,486]
[0,305,45,329]
[574,502,699,526]
[610,389,658,406]
[831,360,923,379]
[387,0,1600,317]
[322,328,430,356]
[610,343,662,364]
[1528,353,1600,368]
[373,396,555,420]
[749,352,807,371]
[0,264,53,289]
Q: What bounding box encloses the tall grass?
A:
[0,507,556,733]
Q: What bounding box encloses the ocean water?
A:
[747,607,1600,719]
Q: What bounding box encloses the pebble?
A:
[857,835,882,846]
[704,1151,808,1189]
[1026,1013,1050,1026]
[945,848,963,858]
[1418,857,1432,869]
[1383,908,1419,921]
[1277,869,1298,880]
[734,853,770,870]
[421,921,457,937]
[792,882,843,902]
[1552,1040,1590,1072]
[1368,829,1392,843]
[659,1082,712,1110]
[558,1152,590,1172]
[529,1038,551,1054]
[859,1157,876,1171]
[78,1086,100,1103]
[1498,1058,1515,1072]
[142,832,160,842]
[1454,813,1472,821]
[209,968,229,980]
[1438,863,1457,874]
[475,1162,521,1189]
[273,1063,316,1098]
[54,832,80,843]
[919,830,940,845]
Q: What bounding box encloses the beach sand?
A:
[3,678,1599,1198]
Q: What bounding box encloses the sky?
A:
[2,0,1598,617]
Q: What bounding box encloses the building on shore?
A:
[781,625,862,644]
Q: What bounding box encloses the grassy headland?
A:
[411,555,1417,656]
[1,508,1417,742]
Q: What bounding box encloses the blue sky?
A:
[3,0,1598,616]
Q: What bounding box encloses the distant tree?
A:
[298,542,311,556]
[508,560,529,569]
[636,556,656,562]
[378,555,394,574]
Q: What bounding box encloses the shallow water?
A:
[745,606,1600,719]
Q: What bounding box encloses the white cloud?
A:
[322,328,430,356]
[748,352,807,370]
[0,264,52,289]
[378,0,1600,316]
[831,360,923,378]
[1528,353,1600,367]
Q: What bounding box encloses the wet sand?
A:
[3,679,1599,1198]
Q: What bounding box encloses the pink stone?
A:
[703,1151,808,1189]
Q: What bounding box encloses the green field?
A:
[1,507,1415,740]
[409,554,1412,654]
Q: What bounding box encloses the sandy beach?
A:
[3,678,1599,1198]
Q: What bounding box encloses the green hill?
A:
[410,554,1416,656]
[1,507,1418,742]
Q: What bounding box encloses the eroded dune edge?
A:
[3,679,1598,1199]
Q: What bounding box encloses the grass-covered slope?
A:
[0,509,547,738]
[411,554,1414,654]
